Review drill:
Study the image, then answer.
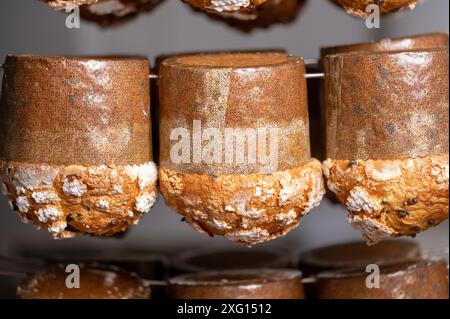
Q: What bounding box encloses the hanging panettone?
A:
[158,52,325,246]
[0,55,157,238]
[322,47,449,245]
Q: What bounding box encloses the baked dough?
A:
[42,0,97,10]
[18,263,151,299]
[160,159,325,246]
[332,0,417,18]
[42,0,164,26]
[188,0,305,31]
[0,161,157,238]
[182,0,269,12]
[323,155,449,245]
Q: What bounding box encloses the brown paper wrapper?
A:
[0,55,152,165]
[159,52,311,175]
[324,47,449,160]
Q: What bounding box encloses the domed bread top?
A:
[159,52,310,175]
[332,0,417,18]
[194,0,305,32]
[322,156,448,244]
[17,263,151,299]
[321,32,449,59]
[42,0,98,10]
[324,47,449,160]
[80,0,164,26]
[42,1,164,26]
[182,0,269,13]
[0,55,152,166]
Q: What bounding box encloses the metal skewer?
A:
[305,72,324,79]
[149,73,325,79]
[1,63,324,78]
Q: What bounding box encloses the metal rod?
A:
[143,279,168,287]
[0,270,28,277]
[301,277,317,284]
[150,73,324,79]
[305,72,324,79]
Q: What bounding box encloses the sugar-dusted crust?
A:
[160,159,325,246]
[80,0,164,25]
[42,0,164,26]
[42,0,98,10]
[333,0,417,18]
[182,0,268,13]
[198,0,305,32]
[0,161,158,238]
[322,155,449,245]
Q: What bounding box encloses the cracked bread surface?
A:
[160,159,325,246]
[323,155,449,245]
[332,0,417,18]
[182,0,269,13]
[0,161,158,238]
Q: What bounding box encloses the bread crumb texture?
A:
[183,0,268,12]
[333,0,417,18]
[0,161,158,238]
[160,159,325,246]
[43,0,98,10]
[323,155,449,245]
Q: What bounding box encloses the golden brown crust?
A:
[188,0,305,32]
[182,0,269,13]
[333,0,417,18]
[322,155,449,245]
[80,0,164,26]
[41,0,164,26]
[42,0,98,10]
[0,160,157,238]
[0,55,151,166]
[160,159,325,246]
[18,263,151,299]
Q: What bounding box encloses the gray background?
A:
[0,0,448,259]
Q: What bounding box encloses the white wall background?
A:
[0,0,448,259]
